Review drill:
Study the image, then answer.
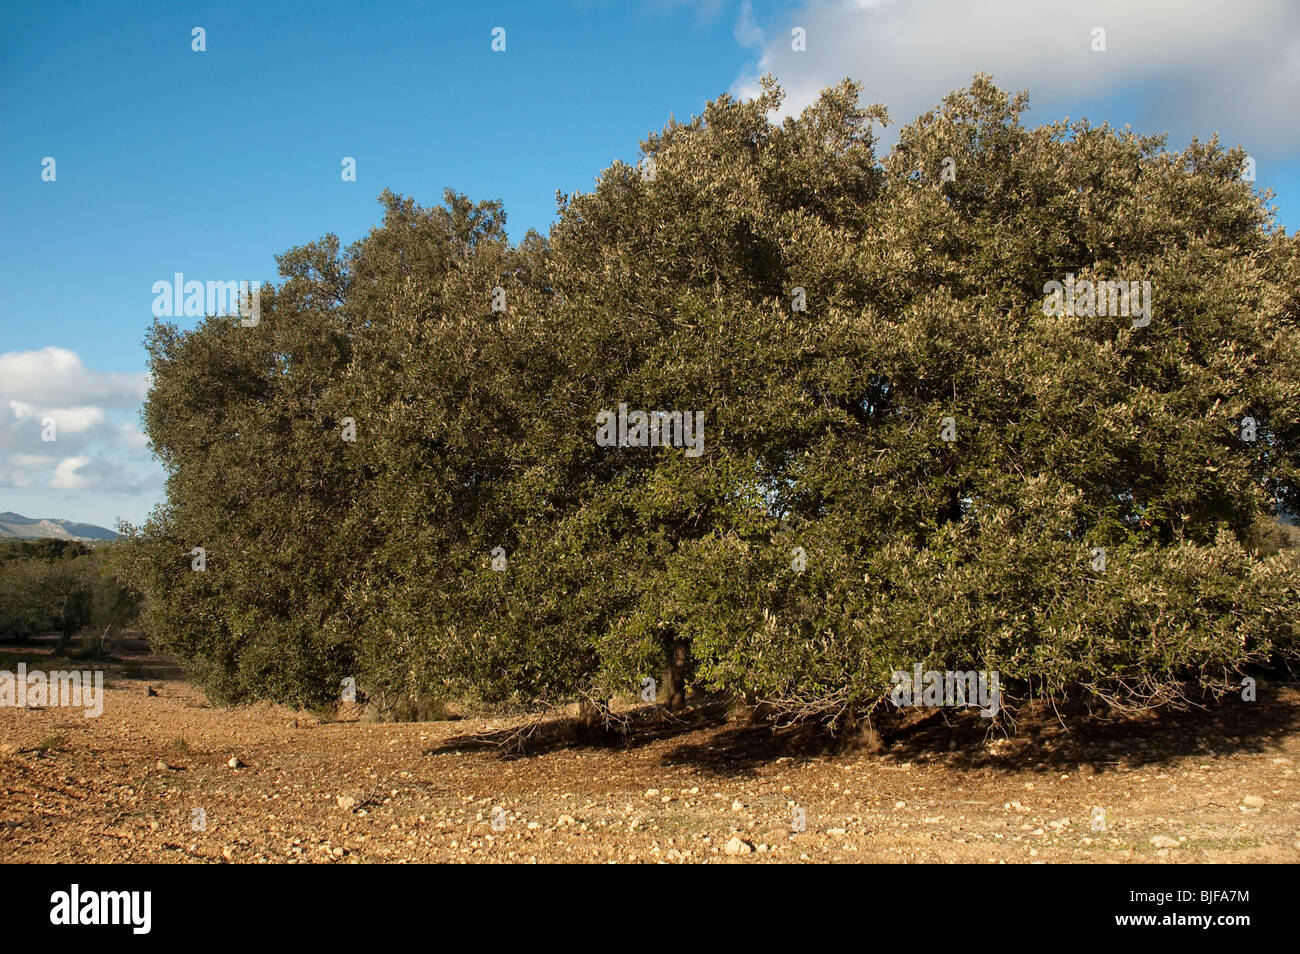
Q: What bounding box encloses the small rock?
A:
[731,799,744,811]
[1149,835,1179,849]
[724,836,752,856]
[227,756,242,769]
[222,845,233,861]
[336,795,356,811]
[1242,795,1265,809]
[557,814,575,826]
[156,760,170,771]
[146,686,158,697]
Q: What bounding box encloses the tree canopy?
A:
[119,75,1300,727]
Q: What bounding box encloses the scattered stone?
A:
[1242,795,1265,809]
[227,756,242,769]
[1150,835,1179,849]
[337,795,356,811]
[724,836,752,856]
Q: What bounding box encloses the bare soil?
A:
[2,635,1298,863]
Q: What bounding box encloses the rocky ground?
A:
[2,635,1298,863]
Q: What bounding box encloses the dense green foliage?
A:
[119,76,1300,723]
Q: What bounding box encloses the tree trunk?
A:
[837,702,883,753]
[667,641,690,712]
[55,593,71,654]
[54,622,73,656]
[576,697,610,740]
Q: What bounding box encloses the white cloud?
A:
[0,347,148,408]
[50,456,150,493]
[731,0,1300,153]
[8,400,106,436]
[0,348,158,497]
[50,456,94,489]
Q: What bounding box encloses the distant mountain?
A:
[0,512,117,542]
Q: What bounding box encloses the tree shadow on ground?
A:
[424,698,742,760]
[427,678,1300,779]
[663,677,1300,779]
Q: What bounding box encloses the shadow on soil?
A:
[429,677,1300,780]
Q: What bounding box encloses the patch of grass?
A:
[35,733,67,753]
[168,737,192,756]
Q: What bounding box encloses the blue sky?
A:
[3,0,1299,529]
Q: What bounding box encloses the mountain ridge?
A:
[0,511,117,541]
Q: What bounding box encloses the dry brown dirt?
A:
[2,635,1298,863]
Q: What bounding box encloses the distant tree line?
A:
[0,539,140,652]
[115,76,1300,729]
